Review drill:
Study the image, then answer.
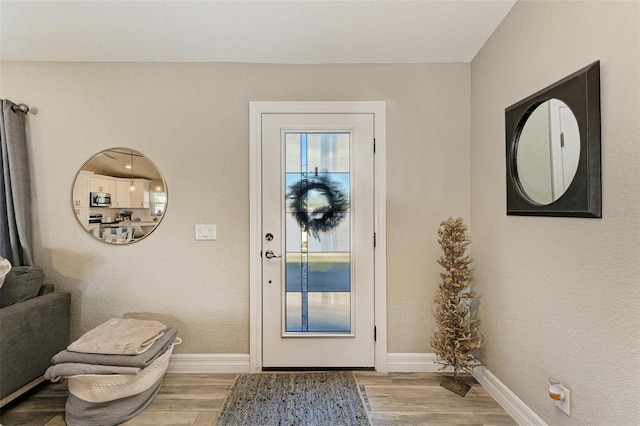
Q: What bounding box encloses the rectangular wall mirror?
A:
[505,61,601,218]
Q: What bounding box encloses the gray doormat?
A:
[216,371,371,425]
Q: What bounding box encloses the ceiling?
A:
[1,1,516,64]
[82,149,163,181]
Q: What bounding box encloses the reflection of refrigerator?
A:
[73,171,91,230]
[549,99,580,199]
[75,208,90,230]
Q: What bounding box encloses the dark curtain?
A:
[0,99,33,266]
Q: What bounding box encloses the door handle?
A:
[264,250,281,259]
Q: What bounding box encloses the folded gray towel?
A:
[44,363,141,382]
[51,327,178,368]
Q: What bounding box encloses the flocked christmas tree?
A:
[431,217,482,396]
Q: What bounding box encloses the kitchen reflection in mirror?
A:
[72,148,167,244]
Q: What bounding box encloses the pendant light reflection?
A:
[129,151,135,191]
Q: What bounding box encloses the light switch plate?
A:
[195,224,216,240]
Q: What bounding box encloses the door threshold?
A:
[262,367,375,372]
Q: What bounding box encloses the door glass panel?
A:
[307,133,350,172]
[284,132,351,334]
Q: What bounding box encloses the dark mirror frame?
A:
[505,61,601,217]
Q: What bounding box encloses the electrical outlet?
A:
[556,385,571,416]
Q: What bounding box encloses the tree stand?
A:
[440,376,471,397]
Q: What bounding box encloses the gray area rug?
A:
[216,371,371,425]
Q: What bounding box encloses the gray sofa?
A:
[0,266,70,406]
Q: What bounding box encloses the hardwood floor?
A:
[0,372,516,425]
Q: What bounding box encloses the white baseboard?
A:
[170,353,444,374]
[168,354,251,373]
[473,366,547,426]
[387,353,453,372]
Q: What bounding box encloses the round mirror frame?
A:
[72,148,168,244]
[505,61,601,218]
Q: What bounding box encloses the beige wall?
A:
[0,62,470,354]
[471,1,640,424]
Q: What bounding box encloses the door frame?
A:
[249,101,387,372]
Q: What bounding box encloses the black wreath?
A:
[287,175,349,240]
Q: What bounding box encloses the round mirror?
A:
[515,98,580,205]
[72,148,167,244]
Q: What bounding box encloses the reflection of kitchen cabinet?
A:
[75,207,89,230]
[129,180,149,208]
[114,179,149,208]
[73,171,91,208]
[116,180,131,208]
[108,179,118,206]
[90,176,113,193]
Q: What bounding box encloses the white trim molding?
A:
[473,366,547,426]
[167,354,251,374]
[249,101,387,372]
[387,353,453,373]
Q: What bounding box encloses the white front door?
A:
[549,99,581,198]
[261,113,375,368]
